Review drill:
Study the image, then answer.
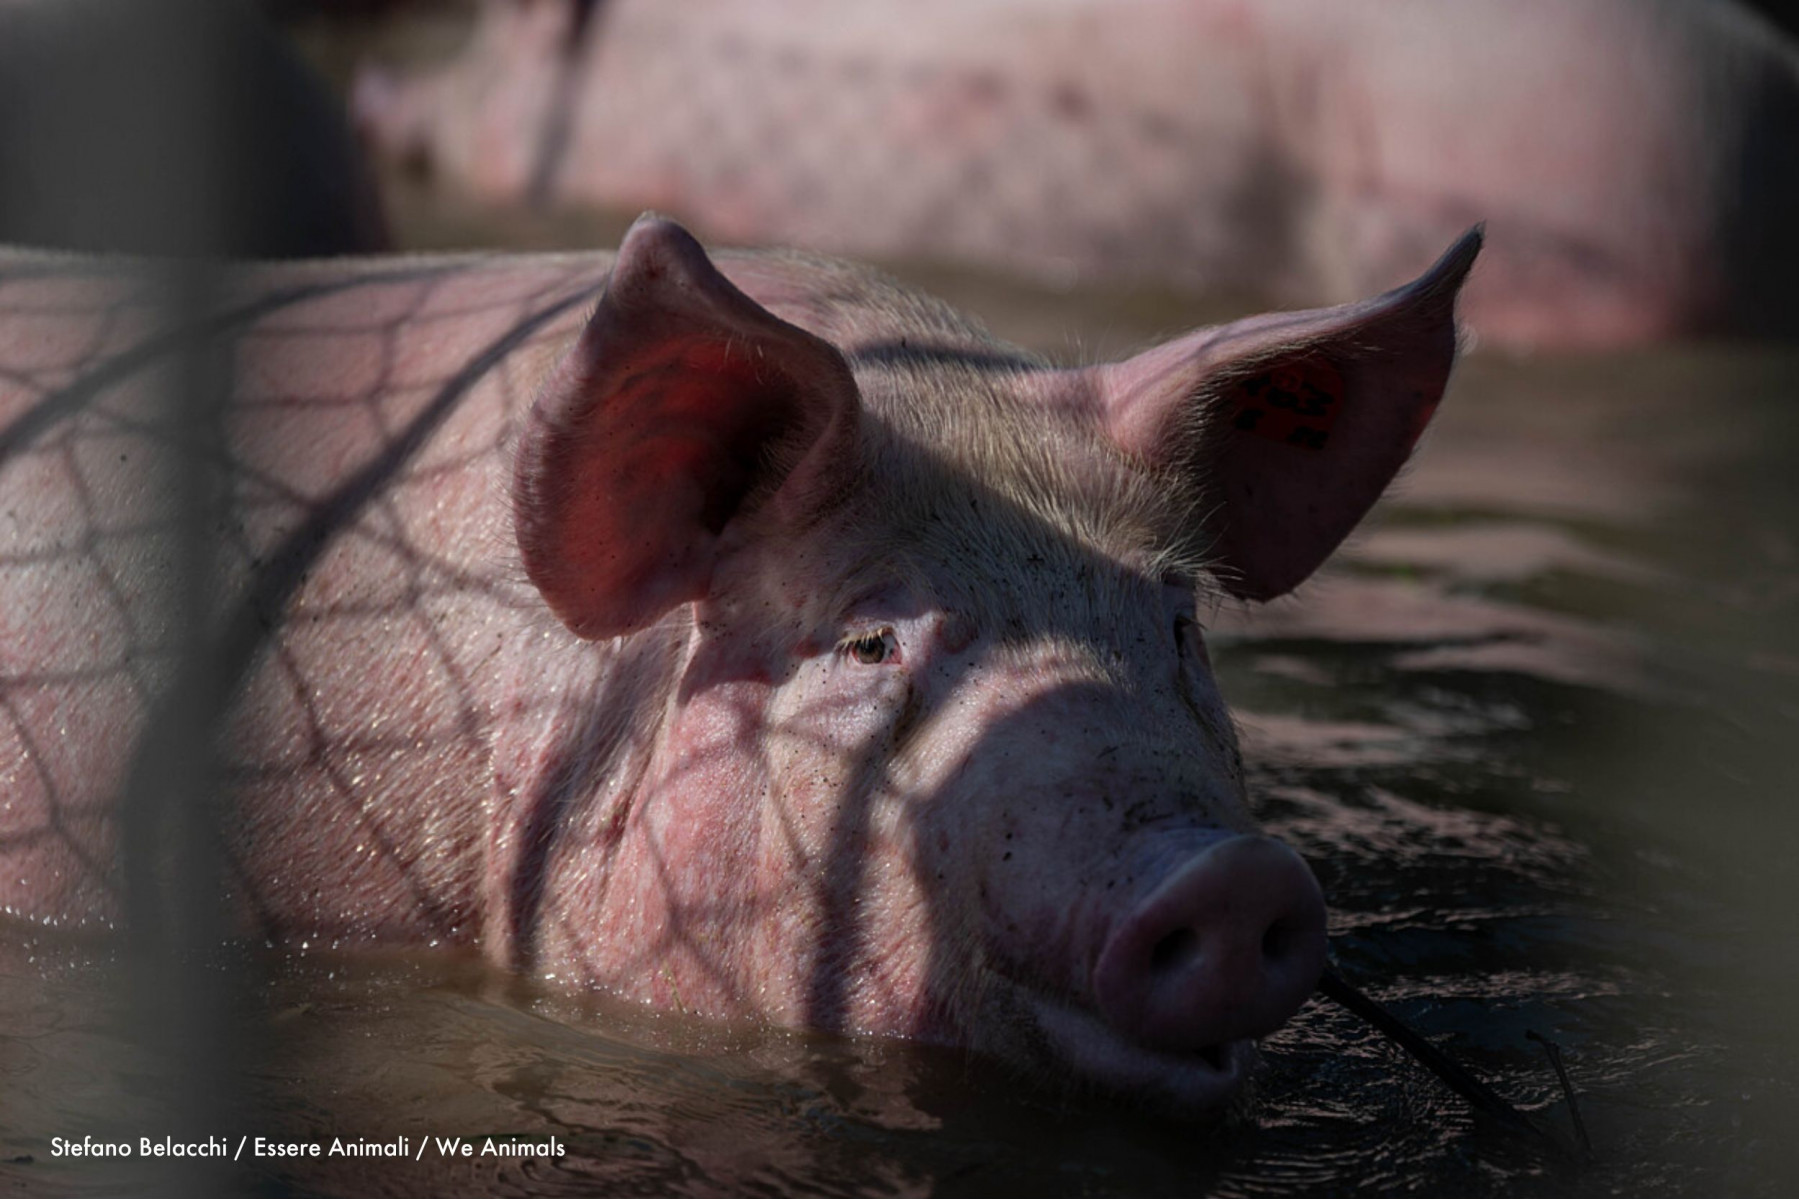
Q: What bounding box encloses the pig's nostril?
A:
[1094,835,1328,1051]
[1149,927,1200,974]
[1262,919,1297,963]
[1196,1043,1228,1072]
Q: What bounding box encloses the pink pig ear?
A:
[513,214,859,639]
[1094,228,1482,601]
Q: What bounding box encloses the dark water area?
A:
[3,239,1795,1195]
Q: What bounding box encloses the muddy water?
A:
[3,187,1798,1195]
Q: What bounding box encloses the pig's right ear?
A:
[513,215,859,639]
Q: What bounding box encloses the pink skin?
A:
[0,218,1475,1115]
[353,0,1798,349]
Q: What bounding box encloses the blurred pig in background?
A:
[348,0,1799,351]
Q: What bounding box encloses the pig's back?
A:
[0,251,606,935]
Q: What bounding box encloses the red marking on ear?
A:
[1227,357,1344,451]
[514,214,860,639]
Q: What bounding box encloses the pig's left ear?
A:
[513,215,859,639]
[1092,229,1481,601]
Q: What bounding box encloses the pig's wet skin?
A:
[0,218,1477,1118]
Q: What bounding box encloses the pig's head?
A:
[505,215,1478,1116]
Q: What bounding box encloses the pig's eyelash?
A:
[839,627,901,666]
[1173,613,1213,671]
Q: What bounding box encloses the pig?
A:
[352,0,1799,349]
[0,0,388,257]
[0,216,1478,1115]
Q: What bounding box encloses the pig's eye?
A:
[1174,613,1212,668]
[841,627,900,666]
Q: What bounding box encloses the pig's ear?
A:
[1094,228,1481,601]
[513,215,859,639]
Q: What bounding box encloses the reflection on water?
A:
[2,252,1796,1196]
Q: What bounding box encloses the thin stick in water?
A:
[1526,1029,1592,1154]
[1316,967,1560,1150]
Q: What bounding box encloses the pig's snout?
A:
[1094,836,1327,1052]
